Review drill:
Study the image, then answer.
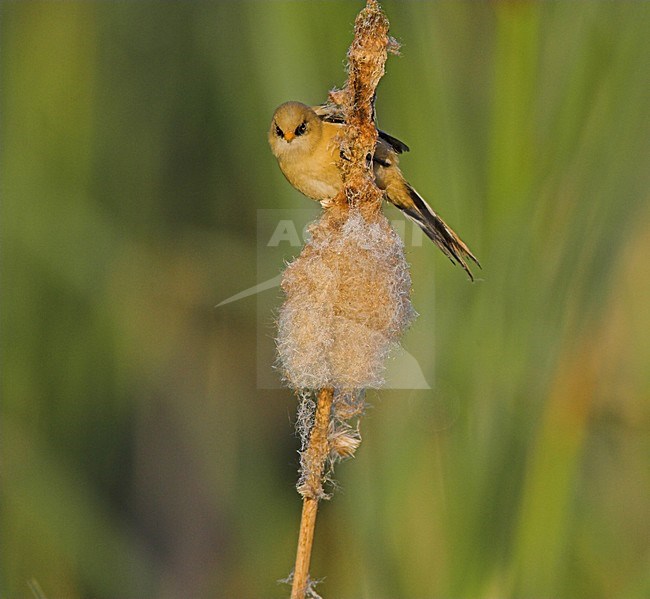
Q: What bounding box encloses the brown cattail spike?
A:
[283,3,412,597]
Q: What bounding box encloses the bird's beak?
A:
[284,132,295,142]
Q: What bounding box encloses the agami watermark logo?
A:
[218,211,425,307]
[218,209,432,390]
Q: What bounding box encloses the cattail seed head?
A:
[277,209,416,391]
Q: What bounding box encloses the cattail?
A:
[277,208,415,392]
[278,2,410,597]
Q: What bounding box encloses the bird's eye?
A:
[295,122,307,136]
[275,124,284,138]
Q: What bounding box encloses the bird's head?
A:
[268,102,322,159]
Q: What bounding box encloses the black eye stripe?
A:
[295,122,307,136]
[275,124,284,138]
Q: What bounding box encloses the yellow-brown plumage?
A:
[268,101,480,279]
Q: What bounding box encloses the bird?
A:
[268,101,480,280]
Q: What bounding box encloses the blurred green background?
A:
[2,1,649,598]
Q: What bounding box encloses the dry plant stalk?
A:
[278,2,411,597]
[290,387,333,599]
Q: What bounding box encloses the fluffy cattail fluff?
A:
[277,208,416,392]
[279,207,416,499]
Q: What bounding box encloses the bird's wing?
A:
[312,103,345,123]
[312,103,410,154]
[377,131,410,154]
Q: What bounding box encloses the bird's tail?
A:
[399,184,480,281]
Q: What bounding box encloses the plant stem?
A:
[290,387,334,599]
[286,2,393,594]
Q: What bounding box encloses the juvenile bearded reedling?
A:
[268,101,480,280]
